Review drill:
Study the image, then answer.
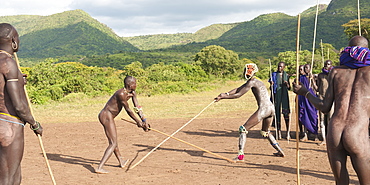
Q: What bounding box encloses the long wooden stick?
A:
[14,53,57,185]
[310,0,320,74]
[129,100,215,169]
[320,39,324,67]
[295,14,301,185]
[358,0,361,36]
[268,59,278,139]
[121,118,235,163]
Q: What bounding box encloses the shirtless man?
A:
[0,23,43,184]
[215,63,284,161]
[316,60,333,146]
[293,36,370,184]
[96,76,150,174]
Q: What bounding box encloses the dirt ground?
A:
[21,114,359,185]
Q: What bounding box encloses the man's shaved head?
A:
[349,35,369,48]
[124,76,136,87]
[0,23,16,40]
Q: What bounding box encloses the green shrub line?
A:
[22,44,340,104]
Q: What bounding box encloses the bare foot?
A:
[273,152,285,157]
[119,159,130,168]
[317,141,326,146]
[95,168,109,174]
[277,130,282,140]
[300,134,308,142]
[285,133,291,141]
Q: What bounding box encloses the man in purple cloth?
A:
[298,64,318,141]
[293,35,370,184]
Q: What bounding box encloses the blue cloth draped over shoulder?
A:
[298,75,318,134]
[269,72,279,94]
[340,46,370,69]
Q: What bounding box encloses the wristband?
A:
[31,121,40,130]
[226,92,230,96]
[142,118,147,122]
[133,106,142,113]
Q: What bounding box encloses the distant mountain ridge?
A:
[0,0,369,59]
[156,0,370,57]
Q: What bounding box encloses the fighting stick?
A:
[14,53,57,185]
[129,100,215,169]
[295,14,301,185]
[121,118,235,163]
[268,59,279,140]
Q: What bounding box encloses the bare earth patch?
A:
[21,115,359,185]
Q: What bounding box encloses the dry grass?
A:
[32,80,293,124]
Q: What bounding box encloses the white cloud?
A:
[0,0,333,37]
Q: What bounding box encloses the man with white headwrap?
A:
[215,63,285,161]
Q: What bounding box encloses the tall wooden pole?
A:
[269,59,278,139]
[14,53,57,185]
[321,39,324,67]
[295,14,301,185]
[358,0,361,36]
[310,0,320,73]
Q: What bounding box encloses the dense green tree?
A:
[26,59,123,104]
[342,18,370,40]
[193,45,241,77]
[316,42,340,66]
[273,50,313,75]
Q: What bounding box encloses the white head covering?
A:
[244,63,258,80]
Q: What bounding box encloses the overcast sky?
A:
[0,0,332,37]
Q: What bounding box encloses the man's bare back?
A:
[294,65,370,184]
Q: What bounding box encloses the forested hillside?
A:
[0,9,139,58]
[159,0,370,58]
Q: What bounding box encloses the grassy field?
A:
[32,80,295,124]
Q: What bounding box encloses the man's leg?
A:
[234,111,261,161]
[283,112,291,140]
[274,96,282,139]
[96,113,120,174]
[327,144,349,185]
[0,124,24,185]
[318,112,326,146]
[345,125,370,185]
[235,125,247,161]
[299,121,308,141]
[262,117,284,157]
[114,147,129,168]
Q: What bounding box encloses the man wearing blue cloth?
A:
[269,62,291,140]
